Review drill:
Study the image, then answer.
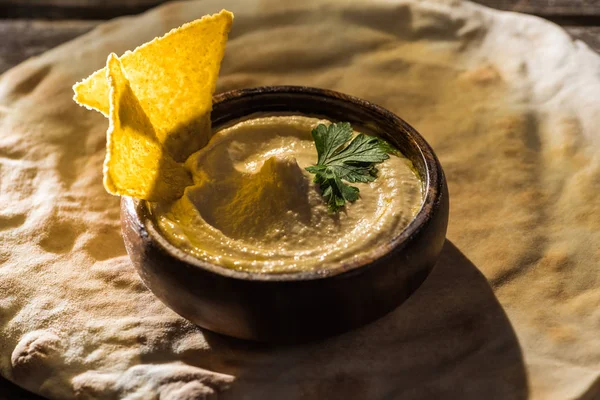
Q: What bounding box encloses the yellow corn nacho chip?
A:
[74,9,233,162]
[104,54,192,201]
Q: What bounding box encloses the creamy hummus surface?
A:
[150,116,423,274]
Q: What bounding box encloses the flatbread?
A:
[0,0,598,399]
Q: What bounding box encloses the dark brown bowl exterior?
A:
[121,86,449,343]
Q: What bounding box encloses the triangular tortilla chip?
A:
[74,10,233,162]
[104,54,192,201]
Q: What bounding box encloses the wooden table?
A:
[0,0,598,398]
[1,0,600,75]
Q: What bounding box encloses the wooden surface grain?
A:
[0,0,599,399]
[477,0,600,16]
[0,19,97,73]
[566,26,600,51]
[0,1,599,74]
[0,0,598,19]
[0,0,165,19]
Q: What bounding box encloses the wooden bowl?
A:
[121,86,449,343]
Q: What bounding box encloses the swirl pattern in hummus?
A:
[151,116,423,273]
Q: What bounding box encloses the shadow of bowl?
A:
[197,241,528,399]
[120,86,449,343]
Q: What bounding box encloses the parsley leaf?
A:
[305,122,391,212]
[377,137,402,157]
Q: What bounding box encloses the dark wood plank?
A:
[479,0,600,16]
[565,26,600,51]
[0,0,599,21]
[0,19,98,73]
[0,0,168,19]
[477,0,600,25]
[477,0,600,17]
[0,0,161,4]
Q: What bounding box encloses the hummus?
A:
[150,116,423,274]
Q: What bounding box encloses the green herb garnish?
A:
[305,122,393,212]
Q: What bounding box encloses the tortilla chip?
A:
[104,54,192,201]
[74,9,233,162]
